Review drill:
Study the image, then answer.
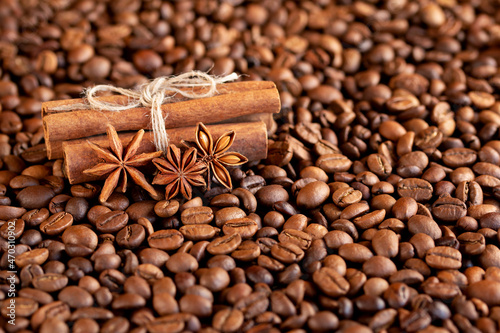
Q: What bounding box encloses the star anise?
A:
[152,144,207,200]
[83,124,162,202]
[195,122,248,189]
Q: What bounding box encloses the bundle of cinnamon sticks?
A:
[42,81,280,184]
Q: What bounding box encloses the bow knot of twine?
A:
[84,71,239,152]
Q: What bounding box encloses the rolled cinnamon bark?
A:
[63,122,268,184]
[47,112,274,159]
[43,81,279,158]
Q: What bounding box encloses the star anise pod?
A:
[83,124,162,202]
[195,122,248,189]
[152,144,207,200]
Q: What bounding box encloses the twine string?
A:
[82,71,239,152]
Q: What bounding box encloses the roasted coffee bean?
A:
[32,273,68,293]
[467,281,500,306]
[431,195,467,221]
[39,212,73,235]
[148,230,184,251]
[456,181,483,206]
[426,246,462,270]
[353,209,386,229]
[367,154,392,178]
[31,301,71,329]
[212,308,244,332]
[232,188,258,214]
[397,151,428,177]
[116,224,146,249]
[442,148,477,167]
[296,181,330,209]
[339,243,374,263]
[95,211,129,233]
[0,217,24,239]
[267,141,293,166]
[240,175,266,194]
[181,206,214,224]
[223,217,259,239]
[62,225,98,257]
[180,224,218,241]
[397,179,433,202]
[16,185,55,209]
[22,208,49,227]
[232,240,261,261]
[255,185,289,207]
[332,187,362,207]
[271,242,305,264]
[372,229,399,258]
[207,233,242,255]
[313,267,350,297]
[15,248,48,268]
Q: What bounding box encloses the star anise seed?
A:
[195,122,248,189]
[152,144,207,200]
[83,124,162,202]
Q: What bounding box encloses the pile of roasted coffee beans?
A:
[2,0,500,332]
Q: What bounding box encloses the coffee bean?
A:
[240,175,266,194]
[32,273,68,293]
[179,294,212,317]
[367,153,392,178]
[126,201,157,223]
[278,229,312,250]
[0,206,27,221]
[442,148,477,167]
[116,224,146,249]
[0,217,24,239]
[39,212,73,235]
[207,233,242,255]
[316,154,353,173]
[181,206,214,224]
[372,229,399,258]
[480,212,500,230]
[255,185,289,207]
[58,286,93,308]
[180,224,218,241]
[456,181,483,206]
[339,243,374,263]
[313,267,349,297]
[95,211,129,233]
[212,308,244,332]
[146,315,185,333]
[431,195,467,221]
[234,291,269,319]
[397,178,433,202]
[17,185,55,209]
[332,187,362,207]
[353,209,386,229]
[61,225,98,257]
[15,248,49,267]
[232,240,261,261]
[267,141,293,166]
[271,242,305,264]
[223,217,259,239]
[467,280,500,306]
[425,246,462,270]
[148,230,184,251]
[296,181,330,209]
[479,244,500,268]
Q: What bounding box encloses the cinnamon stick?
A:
[42,81,274,115]
[42,81,279,156]
[63,122,268,184]
[47,112,274,159]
